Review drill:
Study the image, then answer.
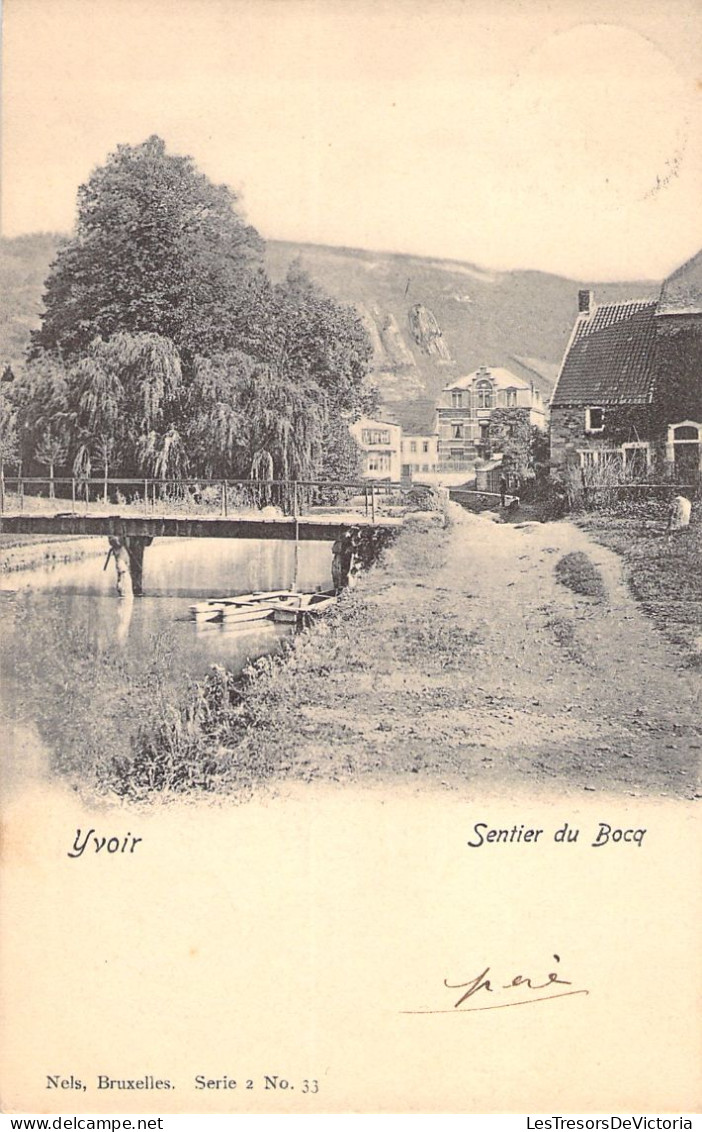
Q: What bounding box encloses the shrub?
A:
[554,551,607,600]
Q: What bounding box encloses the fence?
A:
[0,475,404,522]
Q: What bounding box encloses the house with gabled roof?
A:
[435,364,547,467]
[550,251,702,481]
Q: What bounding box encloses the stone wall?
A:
[549,405,659,471]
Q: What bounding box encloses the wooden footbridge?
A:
[0,475,404,594]
[0,511,402,541]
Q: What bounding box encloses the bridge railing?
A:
[0,475,404,522]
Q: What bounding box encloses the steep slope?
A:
[265,241,659,421]
[1,234,660,422]
[0,232,63,370]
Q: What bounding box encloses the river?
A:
[0,537,333,792]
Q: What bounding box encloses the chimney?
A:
[578,289,595,316]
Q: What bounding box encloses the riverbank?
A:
[100,503,701,802]
[0,534,105,572]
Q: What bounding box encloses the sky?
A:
[2,0,701,281]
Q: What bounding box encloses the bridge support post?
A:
[126,536,153,596]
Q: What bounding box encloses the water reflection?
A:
[0,537,332,788]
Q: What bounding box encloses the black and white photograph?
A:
[1,0,700,1118]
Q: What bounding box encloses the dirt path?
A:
[266,505,700,799]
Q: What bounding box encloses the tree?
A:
[32,136,265,360]
[0,398,18,506]
[68,331,183,481]
[319,410,362,483]
[264,261,375,418]
[185,352,251,478]
[35,426,67,498]
[237,362,323,483]
[139,424,189,483]
[26,139,375,493]
[12,354,70,475]
[487,407,534,477]
[72,443,92,503]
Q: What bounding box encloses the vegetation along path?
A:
[223,503,701,801]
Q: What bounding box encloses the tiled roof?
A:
[381,397,437,435]
[657,249,702,315]
[551,300,658,407]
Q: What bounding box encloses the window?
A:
[367,453,391,472]
[667,421,702,477]
[476,380,493,409]
[578,449,622,470]
[623,443,650,477]
[422,441,429,453]
[673,424,700,441]
[451,392,463,408]
[585,407,605,432]
[505,389,517,407]
[362,428,390,445]
[410,441,417,453]
[451,423,463,439]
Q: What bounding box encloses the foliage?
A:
[12,353,70,472]
[263,260,374,417]
[651,321,702,435]
[554,551,607,600]
[32,136,265,360]
[185,352,251,477]
[488,407,536,476]
[319,412,362,483]
[19,138,373,492]
[0,396,18,470]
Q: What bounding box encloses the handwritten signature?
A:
[402,954,589,1014]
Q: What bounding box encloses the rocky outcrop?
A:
[357,306,416,371]
[408,304,452,361]
[378,311,416,368]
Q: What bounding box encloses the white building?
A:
[400,433,439,480]
[349,417,402,480]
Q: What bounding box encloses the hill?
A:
[0,232,65,371]
[1,233,660,429]
[265,241,660,429]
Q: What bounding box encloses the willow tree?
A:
[12,354,70,476]
[261,262,377,480]
[137,425,189,493]
[238,363,323,483]
[35,427,67,498]
[72,349,124,498]
[68,331,183,482]
[186,352,251,478]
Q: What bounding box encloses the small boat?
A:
[190,601,225,622]
[189,589,337,627]
[219,602,277,624]
[272,590,337,624]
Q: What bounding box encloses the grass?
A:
[541,606,587,665]
[581,513,702,666]
[554,551,607,600]
[95,510,450,800]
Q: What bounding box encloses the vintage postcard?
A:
[1,0,700,1117]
